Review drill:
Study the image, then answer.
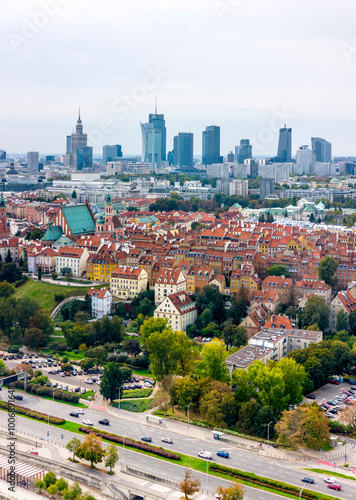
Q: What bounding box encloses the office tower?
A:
[202,125,222,165]
[149,105,166,161]
[296,145,314,175]
[66,136,72,154]
[103,145,123,165]
[140,122,152,162]
[235,139,252,164]
[46,156,55,162]
[77,146,93,171]
[226,151,234,162]
[167,151,174,165]
[311,137,332,162]
[147,129,162,170]
[260,178,275,199]
[277,126,292,162]
[172,133,193,168]
[229,179,248,197]
[27,151,39,171]
[0,150,6,163]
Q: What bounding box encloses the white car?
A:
[161,437,173,444]
[76,409,85,414]
[324,478,336,484]
[198,451,212,460]
[82,420,93,426]
[85,379,94,384]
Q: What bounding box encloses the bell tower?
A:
[0,186,10,238]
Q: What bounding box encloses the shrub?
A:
[120,388,153,399]
[49,342,60,350]
[0,401,65,425]
[66,347,73,352]
[79,426,181,460]
[114,399,152,412]
[329,420,353,435]
[111,353,129,364]
[7,346,19,353]
[129,355,150,368]
[74,350,79,354]
[56,344,67,352]
[55,293,64,302]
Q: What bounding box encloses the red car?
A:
[327,484,341,491]
[329,380,340,385]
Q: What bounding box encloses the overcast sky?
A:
[1,0,356,157]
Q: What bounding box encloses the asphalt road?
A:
[1,388,355,500]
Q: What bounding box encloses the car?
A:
[98,369,103,374]
[198,451,212,460]
[350,386,356,391]
[68,388,73,393]
[3,356,7,360]
[77,370,83,375]
[135,384,142,389]
[43,363,47,367]
[57,362,62,366]
[65,372,71,376]
[81,388,86,394]
[98,419,110,425]
[327,484,341,491]
[76,409,85,414]
[72,371,77,376]
[129,384,135,390]
[324,478,336,483]
[69,412,79,417]
[53,362,57,367]
[48,370,56,375]
[301,478,314,484]
[141,436,152,442]
[57,384,62,390]
[14,395,23,400]
[161,437,173,444]
[327,401,336,406]
[23,355,27,359]
[34,354,38,358]
[85,379,94,384]
[74,387,80,393]
[144,382,152,388]
[349,379,356,385]
[326,413,334,419]
[329,409,338,414]
[52,382,58,388]
[217,451,229,458]
[82,420,93,426]
[28,354,33,358]
[38,364,42,368]
[63,385,68,391]
[60,372,66,377]
[329,380,340,385]
[134,376,140,382]
[305,394,316,399]
[46,382,51,387]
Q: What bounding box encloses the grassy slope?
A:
[14,279,96,312]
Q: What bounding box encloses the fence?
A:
[122,465,181,489]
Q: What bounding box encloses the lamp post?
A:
[187,403,193,436]
[299,485,305,499]
[118,386,122,410]
[263,421,273,452]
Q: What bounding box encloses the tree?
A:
[100,362,126,401]
[27,309,54,338]
[87,346,107,368]
[222,324,247,350]
[43,471,57,488]
[140,316,169,344]
[139,297,153,316]
[266,265,290,278]
[318,256,338,288]
[339,404,356,431]
[302,295,329,332]
[23,327,46,348]
[35,479,45,494]
[200,381,237,427]
[105,444,119,473]
[216,482,244,500]
[195,285,226,324]
[349,311,356,336]
[71,190,77,198]
[238,401,261,433]
[254,406,277,438]
[195,339,230,382]
[5,249,12,263]
[37,265,42,281]
[62,482,82,500]
[180,469,201,500]
[47,484,58,499]
[0,262,22,283]
[77,433,106,468]
[55,478,68,492]
[16,296,40,334]
[0,281,15,298]
[145,328,187,380]
[123,338,141,356]
[66,437,82,461]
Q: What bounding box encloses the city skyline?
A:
[2,0,356,155]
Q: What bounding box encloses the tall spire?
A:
[155,96,157,115]
[78,107,81,123]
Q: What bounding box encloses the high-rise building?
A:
[226,151,234,162]
[149,109,166,162]
[229,179,248,197]
[173,133,193,168]
[77,146,93,171]
[311,137,332,162]
[296,145,314,175]
[235,139,252,164]
[66,111,92,170]
[103,145,122,165]
[140,122,151,162]
[27,151,39,171]
[0,150,6,163]
[46,156,55,162]
[260,178,275,200]
[277,126,292,162]
[202,125,222,165]
[147,129,162,170]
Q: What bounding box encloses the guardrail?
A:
[122,465,181,489]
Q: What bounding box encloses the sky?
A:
[1,0,356,157]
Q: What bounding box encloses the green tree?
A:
[71,190,77,198]
[66,437,82,461]
[277,358,306,406]
[100,362,126,401]
[62,482,82,500]
[349,311,356,335]
[248,361,288,414]
[77,433,105,468]
[170,376,198,411]
[232,368,257,405]
[318,256,338,288]
[200,381,237,427]
[43,471,57,488]
[47,484,58,499]
[222,324,247,350]
[27,309,54,338]
[139,297,153,316]
[254,406,276,438]
[302,295,329,332]
[17,297,40,334]
[195,285,225,324]
[122,338,141,356]
[37,265,42,281]
[266,265,290,278]
[23,327,46,349]
[105,444,119,473]
[195,339,230,382]
[200,308,213,328]
[145,328,180,380]
[0,281,15,298]
[140,316,169,344]
[238,400,261,433]
[35,479,45,494]
[87,346,108,368]
[5,249,12,263]
[55,478,68,492]
[0,262,22,283]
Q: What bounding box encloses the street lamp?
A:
[118,387,122,410]
[263,421,273,453]
[299,485,305,499]
[187,403,193,435]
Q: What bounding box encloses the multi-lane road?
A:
[1,387,354,500]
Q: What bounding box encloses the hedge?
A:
[113,399,152,412]
[120,388,153,399]
[79,426,180,461]
[0,400,65,425]
[209,463,337,500]
[10,380,80,404]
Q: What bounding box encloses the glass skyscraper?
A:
[103,144,122,165]
[149,112,166,161]
[202,125,222,165]
[311,137,332,162]
[235,139,252,164]
[173,132,193,167]
[277,127,292,162]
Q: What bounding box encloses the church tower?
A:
[0,187,10,239]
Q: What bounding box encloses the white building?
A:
[154,291,198,332]
[229,179,248,197]
[154,269,186,305]
[296,146,314,175]
[55,247,89,278]
[88,287,112,319]
[110,266,148,300]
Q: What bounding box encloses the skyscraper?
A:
[147,128,162,170]
[277,126,292,162]
[260,178,275,200]
[149,108,166,162]
[296,145,314,175]
[311,137,332,162]
[0,150,6,163]
[103,145,122,165]
[235,139,252,164]
[173,133,193,168]
[202,125,222,165]
[66,111,92,170]
[27,151,39,171]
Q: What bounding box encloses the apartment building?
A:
[110,266,148,300]
[88,287,112,319]
[154,269,186,305]
[55,247,89,278]
[154,291,198,332]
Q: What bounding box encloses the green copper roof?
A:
[42,224,63,242]
[61,204,96,236]
[53,235,73,247]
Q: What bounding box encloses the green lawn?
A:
[112,399,152,412]
[14,279,95,312]
[303,468,355,481]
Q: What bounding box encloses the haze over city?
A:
[2,0,356,155]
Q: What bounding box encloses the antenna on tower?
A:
[155,96,157,114]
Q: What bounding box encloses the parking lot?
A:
[305,380,356,420]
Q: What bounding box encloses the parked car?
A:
[63,385,68,391]
[82,420,93,426]
[76,409,85,414]
[327,401,336,405]
[98,419,110,425]
[46,382,51,387]
[327,484,341,491]
[329,380,340,385]
[74,387,80,393]
[52,382,58,388]
[198,451,212,460]
[305,394,316,399]
[135,384,142,389]
[350,386,356,391]
[301,478,314,484]
[69,412,79,417]
[57,384,62,390]
[217,451,229,458]
[81,388,86,394]
[161,437,173,444]
[14,395,23,400]
[141,436,152,442]
[68,388,73,393]
[85,379,94,384]
[59,372,66,377]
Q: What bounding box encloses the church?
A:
[95,192,122,238]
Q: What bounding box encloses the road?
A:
[1,387,354,500]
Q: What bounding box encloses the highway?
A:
[1,387,354,500]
